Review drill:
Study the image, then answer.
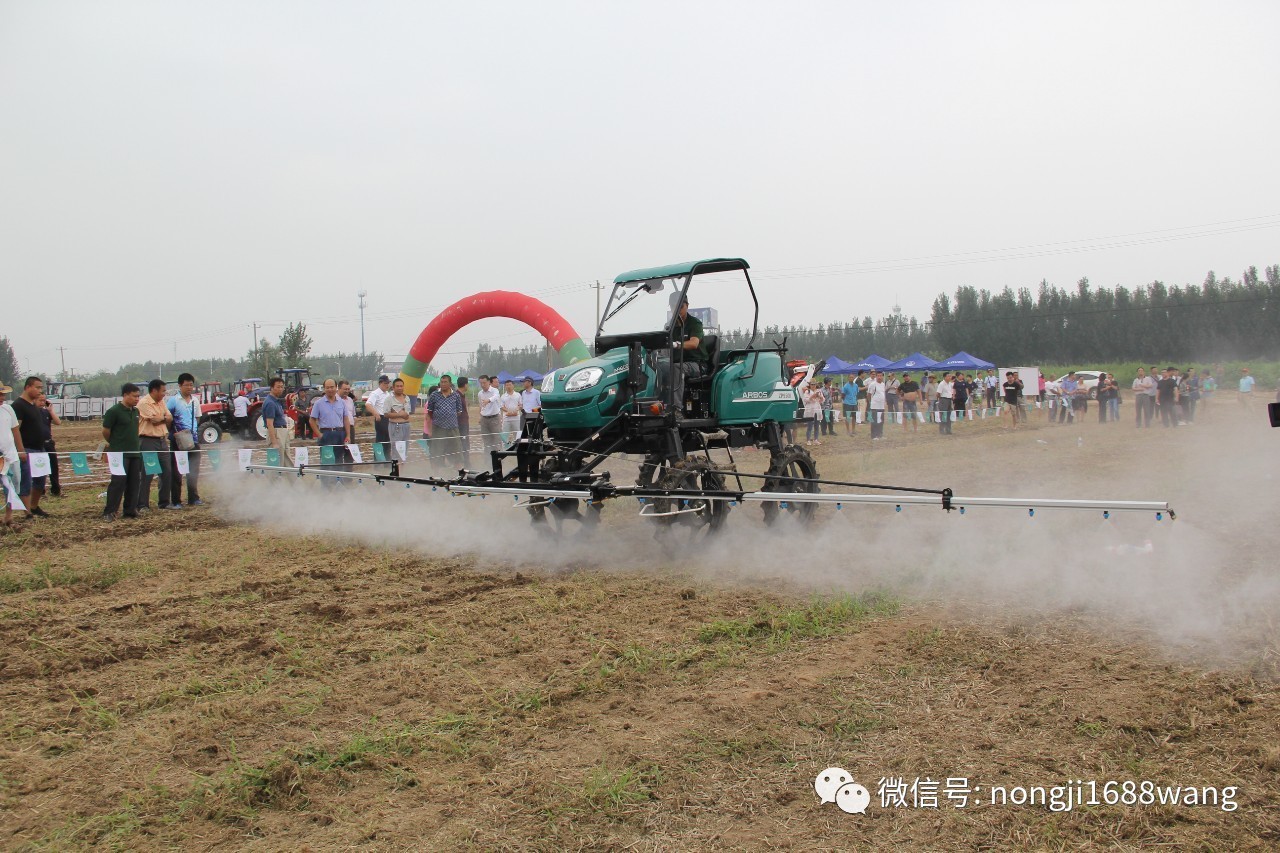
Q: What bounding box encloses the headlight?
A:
[541,373,556,393]
[565,367,604,392]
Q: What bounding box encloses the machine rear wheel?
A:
[198,420,223,445]
[761,445,819,525]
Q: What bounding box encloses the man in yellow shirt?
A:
[137,379,178,511]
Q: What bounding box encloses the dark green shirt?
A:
[673,313,709,364]
[102,403,141,453]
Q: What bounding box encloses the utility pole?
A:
[358,290,368,358]
[252,322,259,363]
[58,346,66,381]
[591,280,605,329]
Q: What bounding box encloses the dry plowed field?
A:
[2,404,1278,849]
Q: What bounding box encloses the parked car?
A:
[1056,371,1104,399]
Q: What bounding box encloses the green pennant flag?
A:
[142,451,161,474]
[70,452,92,475]
[207,448,222,470]
[416,438,430,457]
[320,444,336,465]
[372,443,386,462]
[265,448,281,466]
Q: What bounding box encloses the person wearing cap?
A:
[653,295,708,412]
[366,374,392,460]
[0,382,25,530]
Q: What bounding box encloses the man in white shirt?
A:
[937,373,955,435]
[232,391,250,437]
[477,375,502,453]
[983,370,998,410]
[499,379,522,443]
[1132,368,1156,428]
[865,371,887,440]
[365,375,391,457]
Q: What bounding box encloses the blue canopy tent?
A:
[818,356,857,375]
[935,351,995,370]
[513,368,545,382]
[849,354,892,372]
[495,370,515,384]
[883,352,938,372]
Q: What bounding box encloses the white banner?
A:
[27,452,51,478]
[4,474,23,510]
[347,443,363,464]
[237,449,253,471]
[294,446,309,467]
[174,451,190,475]
[107,452,125,476]
[394,440,407,461]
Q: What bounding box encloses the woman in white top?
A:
[802,383,824,445]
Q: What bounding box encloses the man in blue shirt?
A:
[1058,374,1079,424]
[310,379,353,469]
[262,377,291,463]
[165,372,204,506]
[840,375,859,435]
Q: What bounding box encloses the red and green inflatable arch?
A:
[399,290,591,395]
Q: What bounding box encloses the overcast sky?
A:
[2,0,1277,377]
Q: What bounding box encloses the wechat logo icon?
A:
[814,767,871,815]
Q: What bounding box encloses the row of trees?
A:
[716,265,1278,366]
[71,322,384,396]
[461,342,555,378]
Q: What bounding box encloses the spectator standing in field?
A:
[983,369,998,411]
[384,378,412,460]
[1044,376,1062,422]
[166,372,203,507]
[1237,367,1255,410]
[232,389,250,437]
[12,377,51,518]
[138,379,177,511]
[1096,373,1114,423]
[1057,373,1077,423]
[1037,374,1046,404]
[102,383,143,521]
[1132,368,1155,428]
[884,372,900,419]
[0,383,24,530]
[520,377,542,432]
[1002,371,1024,429]
[293,386,313,439]
[852,370,867,426]
[924,374,939,414]
[263,378,291,463]
[866,370,887,440]
[1071,374,1089,417]
[455,376,472,468]
[898,373,920,432]
[952,371,970,420]
[427,374,466,471]
[310,379,352,469]
[1180,367,1200,424]
[936,373,954,435]
[801,381,823,445]
[337,380,357,470]
[1200,369,1217,411]
[33,391,60,498]
[1156,367,1179,428]
[819,378,836,436]
[477,375,502,453]
[500,379,522,442]
[366,375,392,460]
[841,374,859,434]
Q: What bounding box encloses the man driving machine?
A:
[653,295,709,412]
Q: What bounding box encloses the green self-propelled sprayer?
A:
[246,257,1175,536]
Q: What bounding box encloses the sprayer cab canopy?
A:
[595,257,757,354]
